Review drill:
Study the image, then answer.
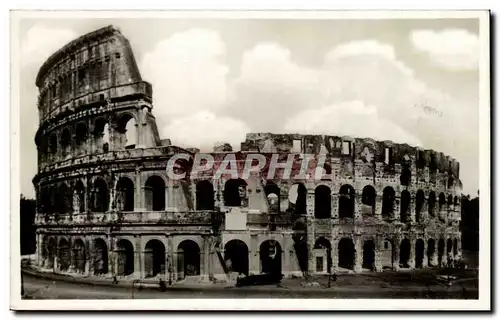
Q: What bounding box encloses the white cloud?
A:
[140,28,229,118]
[161,111,249,152]
[21,26,76,67]
[410,29,479,71]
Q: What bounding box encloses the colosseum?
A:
[32,25,463,284]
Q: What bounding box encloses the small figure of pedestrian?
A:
[112,276,118,284]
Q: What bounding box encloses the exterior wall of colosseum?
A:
[32,26,463,284]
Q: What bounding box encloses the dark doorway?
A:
[338,238,355,270]
[399,239,411,268]
[314,185,331,219]
[93,238,108,275]
[177,240,200,279]
[382,187,395,220]
[415,239,425,268]
[224,240,249,275]
[260,240,282,275]
[314,237,332,273]
[196,180,215,210]
[144,240,166,278]
[361,185,376,215]
[116,177,134,211]
[427,239,436,267]
[116,239,134,276]
[415,190,425,222]
[224,179,247,206]
[400,190,411,222]
[339,185,355,218]
[73,239,86,274]
[362,240,376,270]
[145,175,165,211]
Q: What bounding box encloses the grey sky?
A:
[18,16,481,198]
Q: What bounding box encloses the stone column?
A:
[431,241,438,267]
[306,190,315,275]
[408,238,416,269]
[86,236,93,276]
[134,236,143,279]
[250,234,259,275]
[422,238,428,268]
[134,169,143,211]
[108,237,115,278]
[201,236,211,282]
[374,236,383,272]
[393,193,400,222]
[331,237,338,270]
[375,195,383,221]
[393,237,401,271]
[354,236,363,273]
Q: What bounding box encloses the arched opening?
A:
[47,238,56,269]
[94,118,110,153]
[382,186,395,220]
[48,133,58,155]
[447,238,453,258]
[73,239,86,274]
[427,239,436,267]
[177,240,200,279]
[400,163,411,186]
[224,240,249,275]
[75,122,88,154]
[264,181,280,213]
[400,190,411,222]
[447,195,453,208]
[415,239,425,268]
[145,175,165,211]
[428,191,436,217]
[314,237,332,273]
[144,240,166,278]
[339,185,355,219]
[60,128,71,157]
[73,180,85,213]
[288,183,307,215]
[93,238,108,275]
[91,178,109,212]
[117,114,137,149]
[338,238,355,270]
[439,193,446,211]
[116,177,134,211]
[399,239,411,268]
[453,238,458,257]
[415,190,424,223]
[224,179,247,207]
[57,183,72,215]
[438,238,445,266]
[381,239,394,270]
[361,185,376,215]
[196,180,214,210]
[116,239,134,276]
[259,240,282,275]
[362,240,376,270]
[314,185,331,219]
[58,238,70,272]
[454,196,458,206]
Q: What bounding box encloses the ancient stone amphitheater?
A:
[32,26,462,284]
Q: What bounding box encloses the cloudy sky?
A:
[18,17,481,198]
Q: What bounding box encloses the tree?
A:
[20,194,37,255]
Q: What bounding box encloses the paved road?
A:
[21,272,477,300]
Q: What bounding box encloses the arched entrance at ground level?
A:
[362,240,376,270]
[116,239,134,276]
[145,240,166,278]
[438,238,445,266]
[73,239,86,274]
[47,238,56,269]
[260,240,282,275]
[427,239,436,267]
[453,238,458,257]
[338,238,355,270]
[58,238,70,272]
[381,239,394,270]
[177,240,200,279]
[399,239,411,268]
[196,180,214,210]
[93,239,108,275]
[224,179,247,207]
[224,240,249,275]
[415,239,425,268]
[314,237,332,273]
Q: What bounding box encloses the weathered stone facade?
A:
[33,26,462,284]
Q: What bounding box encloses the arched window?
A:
[94,118,110,153]
[60,128,71,157]
[288,183,307,215]
[447,195,453,208]
[48,133,58,155]
[224,179,247,207]
[178,240,200,279]
[145,175,165,211]
[314,185,331,219]
[57,183,72,215]
[400,190,411,222]
[339,185,355,219]
[116,177,134,211]
[196,180,214,210]
[428,191,436,217]
[116,239,134,276]
[224,240,249,275]
[75,122,88,154]
[265,182,281,213]
[382,186,395,220]
[415,190,425,222]
[361,185,376,215]
[93,238,108,275]
[144,239,166,278]
[117,114,137,149]
[400,164,411,186]
[91,178,109,212]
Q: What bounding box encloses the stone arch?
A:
[116,239,134,276]
[338,237,355,270]
[264,181,281,213]
[58,238,71,272]
[75,122,88,151]
[428,191,436,217]
[382,186,395,220]
[73,239,86,274]
[91,178,109,212]
[177,240,200,279]
[381,238,395,270]
[116,176,134,211]
[47,237,57,269]
[339,184,355,219]
[427,238,436,267]
[314,237,332,273]
[117,112,137,149]
[314,185,331,219]
[73,180,85,213]
[93,238,108,275]
[48,132,58,155]
[60,127,72,157]
[415,239,425,268]
[288,183,307,215]
[260,240,282,275]
[94,117,110,153]
[415,190,425,222]
[361,185,376,215]
[144,239,166,278]
[145,175,166,211]
[196,180,214,210]
[399,238,411,268]
[224,178,247,207]
[400,190,411,222]
[362,239,376,270]
[57,183,72,215]
[224,239,249,275]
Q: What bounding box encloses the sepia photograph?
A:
[10,9,490,311]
